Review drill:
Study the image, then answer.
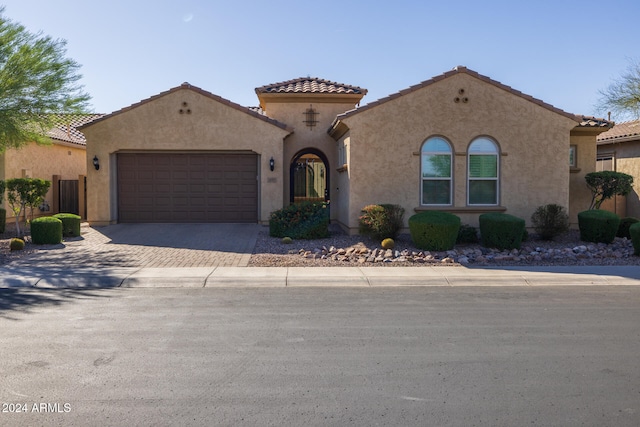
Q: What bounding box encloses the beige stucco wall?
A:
[569,132,598,224]
[334,133,351,228]
[83,87,291,225]
[261,96,361,220]
[338,73,580,233]
[1,141,86,220]
[598,140,640,218]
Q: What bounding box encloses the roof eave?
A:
[80,83,292,133]
[337,66,613,127]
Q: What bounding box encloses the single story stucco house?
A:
[81,66,612,233]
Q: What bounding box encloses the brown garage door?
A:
[117,153,258,223]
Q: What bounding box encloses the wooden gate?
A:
[59,180,79,215]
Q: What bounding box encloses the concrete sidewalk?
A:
[0,265,639,288]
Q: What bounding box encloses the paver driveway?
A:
[9,223,261,269]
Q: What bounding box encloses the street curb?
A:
[0,266,638,289]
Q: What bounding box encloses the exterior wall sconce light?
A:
[269,157,275,171]
[93,155,100,170]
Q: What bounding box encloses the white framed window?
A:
[468,137,499,205]
[421,136,453,205]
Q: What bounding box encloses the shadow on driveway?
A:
[94,223,261,253]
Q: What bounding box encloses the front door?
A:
[290,150,329,204]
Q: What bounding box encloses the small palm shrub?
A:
[617,217,639,239]
[577,209,620,244]
[53,213,81,237]
[479,213,526,250]
[10,238,25,251]
[31,216,63,245]
[531,204,569,241]
[408,211,461,251]
[359,204,405,241]
[630,223,640,255]
[269,202,329,239]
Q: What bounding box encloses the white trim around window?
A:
[467,137,499,206]
[421,136,453,205]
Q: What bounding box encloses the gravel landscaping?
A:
[249,224,640,267]
[1,223,639,268]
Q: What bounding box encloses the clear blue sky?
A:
[3,1,638,120]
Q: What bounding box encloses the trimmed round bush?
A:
[281,236,293,244]
[408,211,461,251]
[53,213,81,237]
[479,213,526,250]
[10,238,25,251]
[617,217,639,239]
[577,209,620,244]
[630,222,640,256]
[31,216,63,245]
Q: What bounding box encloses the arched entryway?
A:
[290,149,329,204]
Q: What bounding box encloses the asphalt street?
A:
[1,286,639,426]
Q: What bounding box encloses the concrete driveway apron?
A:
[9,223,261,269]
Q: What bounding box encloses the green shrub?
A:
[269,202,329,239]
[630,223,640,255]
[577,209,620,244]
[9,238,24,251]
[456,224,479,244]
[358,204,405,240]
[531,204,569,241]
[381,238,395,249]
[0,207,5,233]
[281,236,293,244]
[30,216,63,245]
[408,211,461,251]
[617,217,639,239]
[479,213,526,250]
[53,213,81,237]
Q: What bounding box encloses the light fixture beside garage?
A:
[269,157,275,171]
[93,155,100,170]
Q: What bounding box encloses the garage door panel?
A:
[118,153,257,223]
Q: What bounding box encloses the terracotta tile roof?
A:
[335,66,612,128]
[46,113,105,146]
[81,83,292,132]
[255,77,367,95]
[597,119,640,143]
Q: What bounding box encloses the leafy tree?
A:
[0,7,90,150]
[6,178,51,236]
[585,171,634,210]
[597,59,640,121]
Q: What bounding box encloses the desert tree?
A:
[0,7,90,150]
[597,59,640,121]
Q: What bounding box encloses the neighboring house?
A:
[0,114,103,220]
[596,119,640,217]
[81,66,611,232]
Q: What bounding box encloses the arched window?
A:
[421,137,452,205]
[468,137,499,205]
